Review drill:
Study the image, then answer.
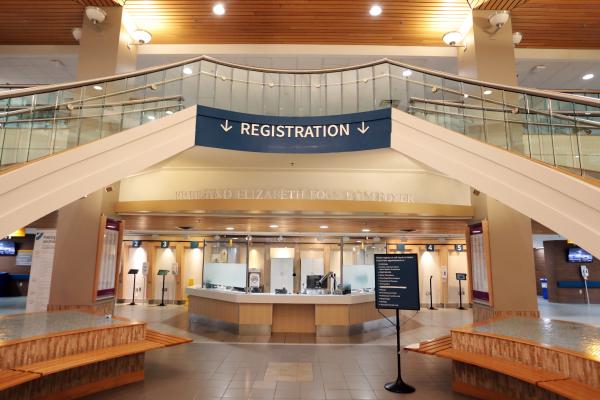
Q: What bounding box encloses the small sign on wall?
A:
[16,250,33,266]
[160,240,170,248]
[425,244,435,252]
[454,244,465,252]
[132,240,142,248]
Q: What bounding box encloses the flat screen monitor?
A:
[306,275,323,289]
[0,240,15,256]
[567,247,593,263]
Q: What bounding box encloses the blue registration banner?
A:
[195,106,391,153]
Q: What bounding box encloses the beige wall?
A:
[119,167,471,206]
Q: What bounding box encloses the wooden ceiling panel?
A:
[511,0,600,48]
[469,0,530,10]
[122,0,471,46]
[120,214,469,236]
[0,1,598,48]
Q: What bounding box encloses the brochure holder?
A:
[127,269,139,305]
[157,269,169,306]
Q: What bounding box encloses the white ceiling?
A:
[0,52,598,91]
[0,55,77,85]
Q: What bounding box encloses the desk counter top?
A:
[185,286,375,305]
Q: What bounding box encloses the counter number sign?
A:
[132,240,141,248]
[425,244,435,252]
[160,240,169,248]
[454,244,465,252]
[374,254,420,310]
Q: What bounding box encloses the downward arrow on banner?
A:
[357,121,370,134]
[220,120,232,132]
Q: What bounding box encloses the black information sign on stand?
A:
[157,269,169,306]
[374,254,420,394]
[127,269,139,305]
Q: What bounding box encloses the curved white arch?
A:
[390,108,600,257]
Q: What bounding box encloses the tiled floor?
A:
[114,303,473,345]
[538,298,600,325]
[83,342,470,400]
[3,297,599,399]
[0,296,26,315]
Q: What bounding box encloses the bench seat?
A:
[15,340,163,376]
[146,329,193,347]
[0,369,40,391]
[436,348,566,385]
[539,378,600,400]
[404,335,452,355]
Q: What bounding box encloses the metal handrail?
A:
[2,56,600,109]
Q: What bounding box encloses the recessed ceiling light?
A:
[93,85,103,91]
[582,73,594,81]
[165,110,173,115]
[463,93,469,98]
[483,90,492,95]
[362,228,371,232]
[269,224,279,228]
[183,67,193,75]
[319,225,329,229]
[225,227,234,230]
[213,3,225,15]
[147,115,155,120]
[369,5,382,16]
[402,69,412,77]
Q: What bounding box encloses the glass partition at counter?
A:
[202,242,248,291]
[342,243,387,292]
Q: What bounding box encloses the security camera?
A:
[512,31,523,46]
[72,27,82,41]
[489,10,509,29]
[85,6,107,24]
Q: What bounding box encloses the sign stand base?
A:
[385,309,415,394]
[384,379,415,394]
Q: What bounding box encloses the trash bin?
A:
[0,272,9,297]
[540,278,548,300]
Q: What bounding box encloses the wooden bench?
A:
[436,348,565,385]
[406,335,600,400]
[0,369,40,391]
[405,335,451,355]
[539,379,600,400]
[146,329,193,347]
[15,340,163,376]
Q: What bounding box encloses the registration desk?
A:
[186,286,392,336]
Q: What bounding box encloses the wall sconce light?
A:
[442,31,467,51]
[489,10,510,29]
[132,29,152,45]
[85,6,107,24]
[72,27,82,42]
